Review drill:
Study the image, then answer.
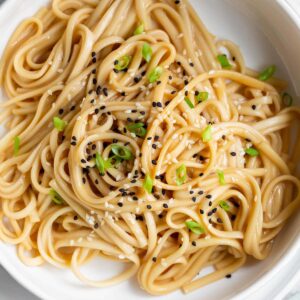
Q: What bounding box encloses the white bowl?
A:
[0,0,299,299]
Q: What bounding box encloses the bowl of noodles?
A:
[0,0,299,299]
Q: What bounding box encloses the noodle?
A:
[0,0,299,295]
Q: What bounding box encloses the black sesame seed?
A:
[134,77,140,83]
[95,179,99,184]
[91,51,96,57]
[146,204,152,209]
[156,102,162,108]
[185,91,188,96]
[158,213,164,219]
[92,144,96,150]
[217,217,223,223]
[163,203,168,209]
[184,79,189,85]
[92,78,97,85]
[212,208,217,213]
[152,257,157,262]
[103,87,108,96]
[198,190,204,195]
[225,274,232,279]
[96,85,101,95]
[192,197,196,202]
[230,152,236,157]
[92,69,96,74]
[152,159,157,165]
[189,190,194,194]
[206,195,212,199]
[100,105,106,110]
[208,201,212,206]
[199,173,204,177]
[82,177,86,184]
[152,102,157,107]
[121,92,126,96]
[92,57,97,63]
[59,108,64,115]
[81,159,86,163]
[73,215,78,221]
[141,71,146,76]
[95,108,99,114]
[133,196,138,201]
[152,144,157,149]
[70,105,76,111]
[252,105,256,110]
[71,141,77,146]
[231,215,236,221]
[207,211,213,217]
[200,209,204,214]
[117,202,123,207]
[192,241,196,246]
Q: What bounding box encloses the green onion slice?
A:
[219,200,230,211]
[111,144,133,160]
[13,136,20,156]
[245,147,259,157]
[127,122,147,137]
[185,221,205,235]
[282,92,293,107]
[258,65,276,81]
[53,117,67,132]
[49,189,64,205]
[142,43,152,63]
[202,125,212,142]
[217,54,232,69]
[184,97,194,109]
[176,164,187,186]
[95,153,112,175]
[217,169,226,185]
[196,91,209,102]
[115,55,131,71]
[148,66,163,83]
[143,173,153,194]
[134,23,144,35]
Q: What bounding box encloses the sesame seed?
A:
[200,209,204,214]
[192,241,196,246]
[206,194,212,199]
[230,152,236,156]
[117,202,123,207]
[146,204,152,209]
[163,203,168,208]
[152,257,157,262]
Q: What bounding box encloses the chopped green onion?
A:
[95,153,111,175]
[196,91,209,102]
[143,174,153,193]
[111,144,133,160]
[134,23,144,35]
[13,136,20,156]
[148,66,163,83]
[142,43,152,63]
[217,170,226,185]
[49,189,64,205]
[245,147,259,157]
[53,117,67,132]
[184,97,194,109]
[185,221,205,235]
[219,200,230,211]
[282,92,293,107]
[202,125,212,142]
[217,54,232,69]
[258,65,276,81]
[127,122,147,137]
[176,164,187,186]
[115,55,131,71]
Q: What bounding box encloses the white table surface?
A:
[0,0,300,299]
